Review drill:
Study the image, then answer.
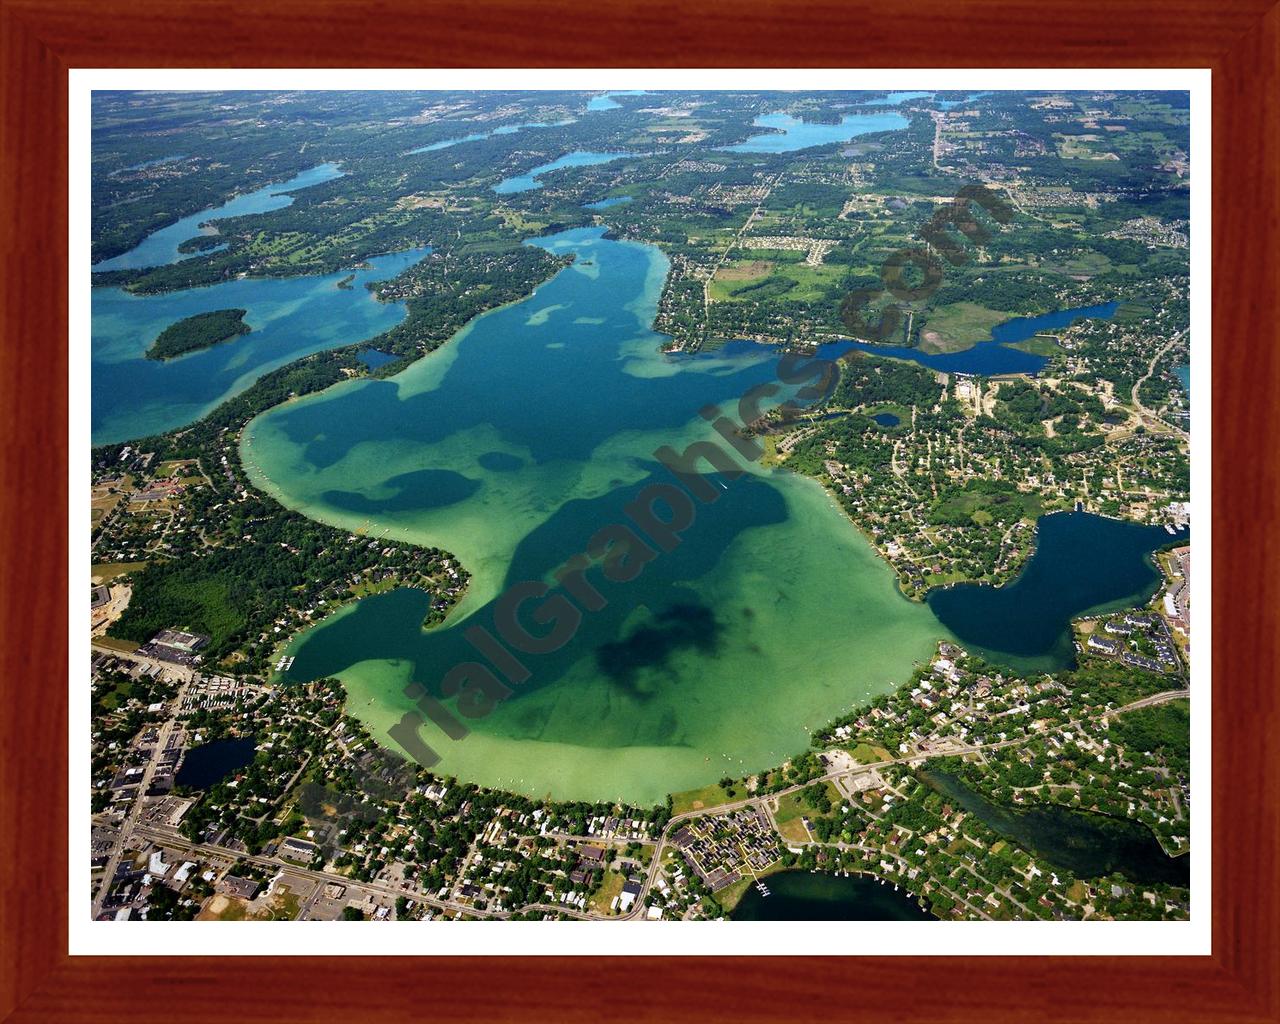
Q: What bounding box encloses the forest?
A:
[146,308,250,361]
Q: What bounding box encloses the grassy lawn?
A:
[671,782,737,816]
[713,875,754,912]
[263,885,302,921]
[710,256,844,304]
[917,301,1012,354]
[350,577,398,599]
[1114,300,1155,324]
[773,781,841,843]
[91,561,147,583]
[864,402,911,427]
[93,635,141,654]
[589,870,627,915]
[1005,334,1063,357]
[848,742,893,764]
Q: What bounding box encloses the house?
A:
[216,875,260,900]
[278,836,318,861]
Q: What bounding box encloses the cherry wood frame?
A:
[2,1,1276,1020]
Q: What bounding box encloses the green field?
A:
[1005,334,1063,357]
[92,561,147,583]
[930,480,1042,527]
[710,253,846,304]
[917,302,1013,353]
[670,781,737,816]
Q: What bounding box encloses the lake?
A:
[407,119,576,154]
[588,90,649,111]
[242,226,949,805]
[494,151,634,194]
[871,412,900,427]
[724,112,909,154]
[928,511,1188,671]
[731,870,935,920]
[1174,364,1190,402]
[861,91,933,106]
[936,92,991,109]
[175,736,257,790]
[357,348,399,370]
[92,163,345,273]
[921,768,1189,886]
[584,196,633,210]
[91,247,429,445]
[849,303,1120,376]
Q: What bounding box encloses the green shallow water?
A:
[243,227,949,804]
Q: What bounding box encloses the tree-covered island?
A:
[145,308,251,361]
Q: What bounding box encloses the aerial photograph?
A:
[88,86,1193,925]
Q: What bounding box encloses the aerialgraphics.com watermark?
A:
[387,350,837,769]
[311,180,1014,814]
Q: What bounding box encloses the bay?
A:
[848,303,1119,376]
[723,112,909,154]
[242,227,948,805]
[91,247,430,445]
[927,511,1188,671]
[494,151,634,194]
[92,163,345,273]
[731,870,935,920]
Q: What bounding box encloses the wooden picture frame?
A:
[2,1,1276,1020]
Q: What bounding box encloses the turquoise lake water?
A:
[862,91,934,106]
[928,511,1188,671]
[849,302,1120,376]
[242,226,950,803]
[494,151,635,194]
[936,92,991,109]
[91,248,429,444]
[89,149,1170,805]
[407,119,576,154]
[92,163,344,273]
[587,91,649,111]
[1174,364,1190,401]
[724,112,909,153]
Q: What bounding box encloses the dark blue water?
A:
[1174,364,1190,402]
[922,769,1189,886]
[928,511,1188,670]
[92,163,344,273]
[872,412,900,427]
[175,736,256,789]
[731,871,935,920]
[357,348,399,369]
[849,303,1119,376]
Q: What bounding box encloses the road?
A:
[101,687,1189,923]
[91,676,192,918]
[700,173,783,343]
[1131,328,1189,432]
[626,687,1192,920]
